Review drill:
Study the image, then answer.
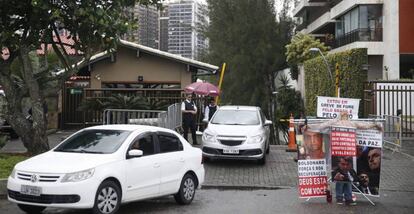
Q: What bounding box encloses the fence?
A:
[102,103,182,131]
[369,115,402,150]
[364,81,414,138]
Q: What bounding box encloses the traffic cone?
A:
[286,113,297,152]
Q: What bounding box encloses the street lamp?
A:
[309,47,333,83]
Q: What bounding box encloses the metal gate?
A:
[364,81,414,138]
[62,86,85,129]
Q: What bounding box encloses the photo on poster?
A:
[298,130,325,160]
[354,146,381,196]
[331,156,358,182]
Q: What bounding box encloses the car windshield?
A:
[54,129,131,154]
[211,109,260,125]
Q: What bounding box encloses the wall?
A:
[90,47,192,89]
[399,0,414,54]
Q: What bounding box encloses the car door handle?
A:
[153,163,160,168]
[179,158,185,163]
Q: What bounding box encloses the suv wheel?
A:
[174,173,196,205]
[17,204,46,214]
[93,180,121,214]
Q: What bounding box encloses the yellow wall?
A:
[90,47,192,88]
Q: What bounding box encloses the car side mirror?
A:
[127,149,143,159]
[264,120,273,126]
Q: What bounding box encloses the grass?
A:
[0,154,28,179]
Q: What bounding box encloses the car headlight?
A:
[10,168,16,179]
[61,168,95,183]
[248,135,264,144]
[202,132,216,143]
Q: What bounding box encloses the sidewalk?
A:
[202,145,414,193]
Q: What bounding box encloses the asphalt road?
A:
[1,188,413,214]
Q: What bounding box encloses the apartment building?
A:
[159,6,170,52]
[133,4,160,49]
[167,0,209,59]
[294,0,414,80]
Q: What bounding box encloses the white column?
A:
[382,0,400,80]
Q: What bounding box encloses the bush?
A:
[304,48,368,116]
[0,154,28,178]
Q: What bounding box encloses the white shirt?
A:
[203,105,219,122]
[181,99,197,111]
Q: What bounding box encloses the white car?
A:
[202,106,272,164]
[7,125,204,214]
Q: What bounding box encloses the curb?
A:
[201,184,293,190]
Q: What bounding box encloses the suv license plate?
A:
[21,185,42,196]
[223,149,239,154]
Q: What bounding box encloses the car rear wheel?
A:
[17,204,46,214]
[93,180,121,214]
[174,173,196,205]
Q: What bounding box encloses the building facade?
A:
[159,6,170,52]
[294,0,414,80]
[134,4,160,49]
[167,0,209,60]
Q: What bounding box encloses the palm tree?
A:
[102,94,150,110]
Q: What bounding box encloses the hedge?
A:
[304,48,368,116]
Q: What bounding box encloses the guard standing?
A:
[182,93,198,145]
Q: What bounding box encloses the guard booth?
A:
[58,40,218,129]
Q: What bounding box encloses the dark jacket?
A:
[332,168,359,182]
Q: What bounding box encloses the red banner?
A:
[299,176,328,198]
[330,127,356,157]
[298,159,327,198]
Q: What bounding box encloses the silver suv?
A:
[201,106,272,164]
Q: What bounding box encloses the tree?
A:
[0,0,161,155]
[285,33,329,80]
[205,0,288,113]
[274,74,304,141]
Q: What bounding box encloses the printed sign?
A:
[331,126,356,157]
[356,129,382,148]
[317,96,360,119]
[298,159,328,198]
[353,128,383,197]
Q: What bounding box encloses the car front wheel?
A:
[93,180,121,214]
[258,153,266,165]
[174,173,196,205]
[17,204,46,214]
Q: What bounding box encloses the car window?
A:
[157,133,183,153]
[129,134,155,156]
[211,109,260,125]
[259,110,266,124]
[54,129,131,154]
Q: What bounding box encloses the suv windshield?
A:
[211,110,260,125]
[54,129,131,154]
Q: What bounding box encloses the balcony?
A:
[293,0,327,17]
[334,28,382,48]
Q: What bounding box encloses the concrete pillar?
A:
[383,0,400,80]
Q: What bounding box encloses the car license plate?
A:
[21,185,42,196]
[223,149,239,154]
